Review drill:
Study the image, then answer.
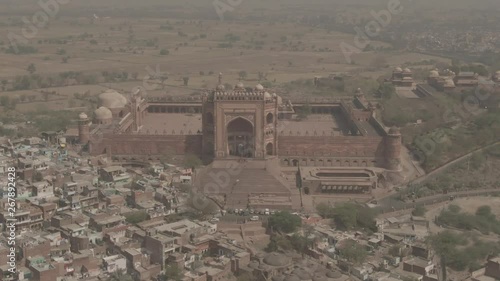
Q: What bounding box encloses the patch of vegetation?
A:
[183,154,202,169]
[412,205,427,216]
[27,110,79,133]
[268,211,302,233]
[316,202,377,233]
[5,45,38,54]
[429,230,500,274]
[337,239,369,274]
[159,48,169,55]
[436,204,500,235]
[125,211,148,224]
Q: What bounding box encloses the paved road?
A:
[411,141,500,186]
[377,141,500,207]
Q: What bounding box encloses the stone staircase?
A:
[198,159,292,209]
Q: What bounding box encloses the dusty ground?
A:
[0,0,450,115]
[424,196,500,240]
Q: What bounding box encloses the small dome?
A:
[99,89,128,109]
[394,67,403,72]
[403,68,412,73]
[326,271,342,279]
[255,84,264,91]
[263,253,291,267]
[216,84,225,91]
[495,70,500,75]
[429,70,439,77]
[264,92,272,99]
[94,106,113,120]
[79,112,88,120]
[235,82,245,90]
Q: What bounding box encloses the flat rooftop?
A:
[278,114,344,136]
[155,219,201,235]
[140,113,201,134]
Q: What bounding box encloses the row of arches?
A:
[281,158,377,167]
[148,106,201,114]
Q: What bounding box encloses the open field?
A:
[0,1,452,95]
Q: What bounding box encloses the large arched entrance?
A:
[227,117,254,157]
[266,143,273,155]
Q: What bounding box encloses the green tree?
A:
[324,203,378,232]
[27,63,36,74]
[428,231,468,281]
[184,154,202,169]
[338,239,368,274]
[476,205,496,221]
[268,211,302,233]
[162,264,183,281]
[125,211,149,224]
[238,71,247,81]
[412,205,427,217]
[160,48,169,55]
[265,235,293,252]
[448,204,461,213]
[378,83,395,99]
[107,269,133,281]
[290,234,312,255]
[0,96,9,107]
[183,77,189,86]
[316,202,334,218]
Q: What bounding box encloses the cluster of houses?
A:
[1,135,499,281]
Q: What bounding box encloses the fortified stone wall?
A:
[89,134,202,157]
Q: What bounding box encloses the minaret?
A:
[218,72,223,85]
[78,113,90,144]
[130,89,143,132]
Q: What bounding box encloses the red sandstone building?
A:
[77,77,403,209]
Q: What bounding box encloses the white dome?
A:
[495,70,500,75]
[79,112,88,120]
[264,92,272,99]
[99,89,127,109]
[94,106,113,120]
[255,84,264,91]
[429,70,439,77]
[394,67,403,72]
[403,68,412,73]
[235,82,245,90]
